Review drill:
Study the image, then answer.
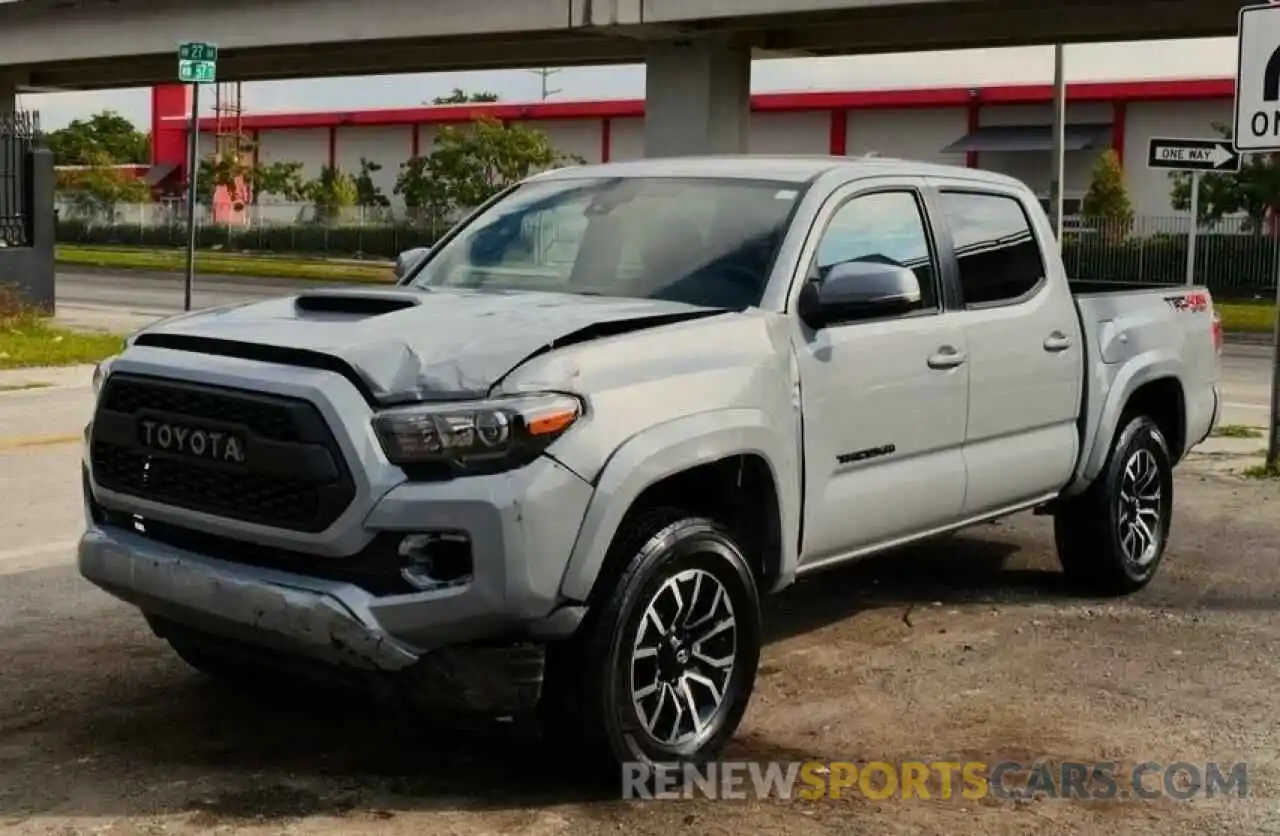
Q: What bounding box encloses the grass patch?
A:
[0,381,50,392]
[1216,300,1276,334]
[56,244,394,283]
[0,286,124,370]
[1213,424,1264,439]
[1242,461,1280,479]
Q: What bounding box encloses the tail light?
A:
[1211,309,1223,356]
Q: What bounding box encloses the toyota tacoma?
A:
[80,156,1222,770]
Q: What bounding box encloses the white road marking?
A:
[1223,401,1270,412]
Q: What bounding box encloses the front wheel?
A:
[541,508,762,772]
[1054,415,1174,595]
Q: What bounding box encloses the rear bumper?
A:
[1193,383,1222,449]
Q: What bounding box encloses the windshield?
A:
[404,176,805,309]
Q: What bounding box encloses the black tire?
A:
[1054,415,1174,595]
[541,507,762,774]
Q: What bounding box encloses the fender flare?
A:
[557,408,800,603]
[1076,350,1184,490]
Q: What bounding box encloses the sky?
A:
[17,37,1240,130]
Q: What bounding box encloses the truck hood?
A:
[130,285,728,404]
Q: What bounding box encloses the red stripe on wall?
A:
[1112,101,1127,167]
[600,118,612,163]
[829,109,848,155]
[191,78,1237,133]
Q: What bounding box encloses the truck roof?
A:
[533,154,1027,189]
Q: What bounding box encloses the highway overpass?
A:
[0,0,1255,157]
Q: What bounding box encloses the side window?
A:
[940,191,1046,306]
[812,190,938,312]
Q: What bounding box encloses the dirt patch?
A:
[0,452,1277,834]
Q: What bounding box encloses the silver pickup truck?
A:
[79,156,1221,772]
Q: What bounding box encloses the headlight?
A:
[372,392,582,474]
[91,355,118,395]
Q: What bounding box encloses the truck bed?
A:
[1065,278,1220,494]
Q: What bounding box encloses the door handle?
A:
[927,346,967,370]
[1043,332,1073,352]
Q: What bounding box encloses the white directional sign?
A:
[1234,3,1280,152]
[1147,137,1241,172]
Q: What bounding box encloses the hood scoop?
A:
[294,288,422,317]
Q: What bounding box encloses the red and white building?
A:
[142,77,1238,219]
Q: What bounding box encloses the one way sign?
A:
[1146,137,1241,173]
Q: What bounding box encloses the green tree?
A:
[354,157,391,209]
[1081,149,1133,239]
[55,151,152,221]
[432,88,499,104]
[394,117,581,224]
[249,160,309,202]
[1168,121,1280,233]
[44,111,149,165]
[195,149,254,209]
[304,165,358,223]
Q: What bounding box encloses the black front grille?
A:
[90,374,356,533]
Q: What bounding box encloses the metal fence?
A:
[54,200,432,229]
[0,110,38,247]
[1061,215,1278,296]
[52,199,1280,296]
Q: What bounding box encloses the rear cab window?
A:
[937,191,1046,307]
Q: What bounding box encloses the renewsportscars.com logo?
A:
[621,760,1249,802]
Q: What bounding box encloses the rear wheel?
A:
[540,508,762,774]
[1054,415,1173,594]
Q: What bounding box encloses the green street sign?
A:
[177,42,217,83]
[178,42,218,61]
[178,60,216,83]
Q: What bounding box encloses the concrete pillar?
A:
[643,39,751,158]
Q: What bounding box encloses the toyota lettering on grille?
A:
[138,419,248,465]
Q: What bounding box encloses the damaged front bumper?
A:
[79,524,420,670]
[78,525,548,712]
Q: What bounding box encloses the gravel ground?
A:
[0,445,1277,835]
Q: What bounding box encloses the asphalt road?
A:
[55,269,338,333]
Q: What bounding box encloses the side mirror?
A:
[797,260,922,329]
[393,246,432,279]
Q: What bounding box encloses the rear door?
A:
[791,177,970,567]
[927,182,1084,516]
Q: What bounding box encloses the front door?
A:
[791,179,970,568]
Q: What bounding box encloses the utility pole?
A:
[528,68,562,101]
[1047,44,1066,246]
